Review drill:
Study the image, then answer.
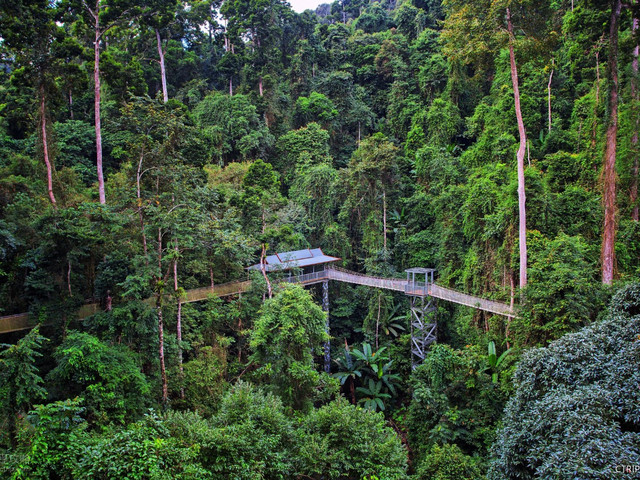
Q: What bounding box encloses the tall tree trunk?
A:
[157,300,168,405]
[67,259,72,296]
[157,227,168,404]
[596,51,601,105]
[156,29,168,103]
[631,9,639,222]
[507,8,528,289]
[173,239,184,399]
[94,14,106,205]
[260,243,272,299]
[40,87,56,206]
[382,190,387,249]
[548,62,554,132]
[601,0,621,284]
[229,77,233,96]
[259,76,263,97]
[375,292,381,349]
[136,151,149,262]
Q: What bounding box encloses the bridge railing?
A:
[279,270,329,285]
[184,279,253,303]
[326,265,406,291]
[327,265,514,316]
[429,284,514,317]
[0,264,517,334]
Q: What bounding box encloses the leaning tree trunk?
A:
[156,29,168,103]
[601,0,621,285]
[507,8,528,289]
[40,86,56,206]
[94,13,106,205]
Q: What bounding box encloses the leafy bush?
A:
[47,332,151,425]
[181,345,228,417]
[408,344,509,462]
[200,382,295,479]
[294,397,408,479]
[71,411,209,480]
[250,285,332,410]
[489,283,640,479]
[512,232,605,347]
[10,398,85,480]
[415,443,484,480]
[0,326,47,447]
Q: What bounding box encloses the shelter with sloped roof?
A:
[247,248,340,273]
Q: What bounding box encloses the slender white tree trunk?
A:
[40,87,56,206]
[136,152,149,261]
[548,62,554,132]
[382,190,387,249]
[156,29,168,103]
[158,303,168,404]
[507,8,527,289]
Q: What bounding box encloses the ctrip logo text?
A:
[615,465,640,474]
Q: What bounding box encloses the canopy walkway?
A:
[0,265,514,335]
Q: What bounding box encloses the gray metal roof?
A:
[248,248,341,272]
[405,267,436,273]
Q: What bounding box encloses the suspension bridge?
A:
[0,256,515,366]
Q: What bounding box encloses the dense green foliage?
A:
[489,283,640,479]
[0,0,639,476]
[250,285,335,410]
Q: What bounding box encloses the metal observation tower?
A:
[246,248,514,370]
